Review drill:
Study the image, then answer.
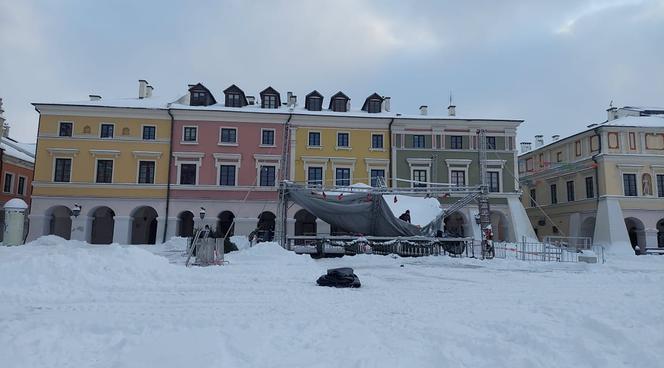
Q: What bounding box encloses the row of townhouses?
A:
[28,80,536,245]
[519,106,664,252]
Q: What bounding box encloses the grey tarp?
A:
[286,185,442,237]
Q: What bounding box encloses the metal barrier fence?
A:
[543,236,592,250]
[513,241,605,263]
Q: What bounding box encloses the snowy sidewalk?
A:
[1,236,663,368]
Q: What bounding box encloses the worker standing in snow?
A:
[399,210,411,223]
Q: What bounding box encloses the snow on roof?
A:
[35,95,522,122]
[1,138,35,163]
[519,115,664,156]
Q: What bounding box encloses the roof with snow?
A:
[1,137,36,164]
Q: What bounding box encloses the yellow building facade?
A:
[29,101,172,244]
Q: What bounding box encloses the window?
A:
[623,174,637,196]
[371,134,384,149]
[142,126,156,140]
[262,129,275,146]
[17,176,26,195]
[487,171,499,192]
[3,173,12,193]
[332,98,347,112]
[367,99,381,113]
[451,170,465,187]
[220,128,237,144]
[412,169,427,187]
[307,167,323,186]
[335,168,350,186]
[566,180,575,202]
[54,158,72,182]
[262,95,278,108]
[657,174,664,197]
[100,124,114,138]
[585,177,594,198]
[191,91,207,106]
[370,169,385,187]
[307,96,322,111]
[259,166,276,186]
[138,161,155,184]
[179,164,197,185]
[95,160,113,183]
[219,165,236,186]
[59,122,73,137]
[450,136,463,149]
[550,184,557,204]
[556,152,563,162]
[530,189,537,207]
[308,132,321,147]
[226,93,243,107]
[412,135,425,148]
[486,136,496,150]
[183,127,197,142]
[337,132,349,147]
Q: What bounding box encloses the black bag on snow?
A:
[316,267,361,288]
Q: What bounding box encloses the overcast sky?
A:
[1,0,662,143]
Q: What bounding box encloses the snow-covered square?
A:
[1,237,663,368]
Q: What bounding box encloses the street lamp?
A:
[72,203,82,218]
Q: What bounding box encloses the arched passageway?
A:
[294,209,317,236]
[217,211,235,238]
[490,211,511,242]
[90,206,115,244]
[177,211,194,238]
[47,205,72,240]
[130,206,158,244]
[579,217,596,241]
[624,217,646,253]
[444,211,466,237]
[256,211,276,241]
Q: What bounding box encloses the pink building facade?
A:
[167,107,289,239]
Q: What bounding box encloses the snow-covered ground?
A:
[1,236,663,368]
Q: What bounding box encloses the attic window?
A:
[367,99,381,113]
[190,91,208,106]
[262,95,278,109]
[332,98,347,112]
[307,96,322,111]
[226,93,243,107]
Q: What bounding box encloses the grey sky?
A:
[1,0,662,143]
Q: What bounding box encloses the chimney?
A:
[447,104,456,117]
[607,106,618,121]
[138,79,148,99]
[382,96,391,112]
[288,94,297,108]
[552,134,560,141]
[146,85,154,98]
[89,94,102,101]
[535,135,544,148]
[419,105,428,116]
[520,142,532,153]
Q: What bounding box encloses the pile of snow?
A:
[230,235,250,250]
[384,194,442,226]
[2,236,663,367]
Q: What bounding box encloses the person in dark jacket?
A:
[399,210,411,223]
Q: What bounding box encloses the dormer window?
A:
[259,86,281,109]
[362,93,383,114]
[329,92,350,112]
[188,83,216,106]
[305,90,324,111]
[224,84,248,108]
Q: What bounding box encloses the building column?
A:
[316,219,330,236]
[26,214,48,242]
[593,197,632,255]
[286,218,295,237]
[644,228,658,249]
[234,217,257,236]
[165,217,178,239]
[70,215,89,241]
[113,216,131,244]
[568,212,581,238]
[156,219,166,244]
[465,207,482,240]
[506,195,538,242]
